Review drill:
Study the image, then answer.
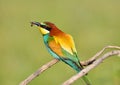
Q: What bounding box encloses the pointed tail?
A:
[76,62,91,85]
[77,64,91,85]
[60,58,91,85]
[82,75,91,85]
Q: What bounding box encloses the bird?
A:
[31,21,91,85]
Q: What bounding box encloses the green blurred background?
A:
[0,0,120,85]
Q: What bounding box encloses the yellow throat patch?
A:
[39,27,49,34]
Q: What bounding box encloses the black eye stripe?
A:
[40,25,51,31]
[45,27,51,31]
[40,25,47,28]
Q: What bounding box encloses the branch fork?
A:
[19,45,120,85]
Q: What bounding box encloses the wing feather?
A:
[48,40,63,57]
[54,33,77,55]
[48,33,82,69]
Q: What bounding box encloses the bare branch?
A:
[81,45,120,66]
[19,59,59,85]
[19,45,120,85]
[62,50,120,85]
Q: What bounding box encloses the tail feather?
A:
[60,58,91,85]
[77,63,91,85]
[82,76,91,85]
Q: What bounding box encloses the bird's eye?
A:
[40,22,51,31]
[40,24,47,28]
[40,23,47,28]
[40,22,47,28]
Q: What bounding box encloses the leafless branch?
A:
[19,59,59,85]
[62,50,120,85]
[81,45,120,66]
[19,45,120,85]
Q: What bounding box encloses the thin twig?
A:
[81,45,120,66]
[19,59,59,85]
[62,50,120,85]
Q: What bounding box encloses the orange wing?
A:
[48,39,63,57]
[53,33,77,55]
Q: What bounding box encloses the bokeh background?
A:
[0,0,120,85]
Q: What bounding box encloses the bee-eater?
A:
[31,21,91,85]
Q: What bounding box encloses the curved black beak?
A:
[31,22,41,27]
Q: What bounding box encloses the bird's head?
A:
[31,21,52,35]
[31,21,63,36]
[31,21,62,36]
